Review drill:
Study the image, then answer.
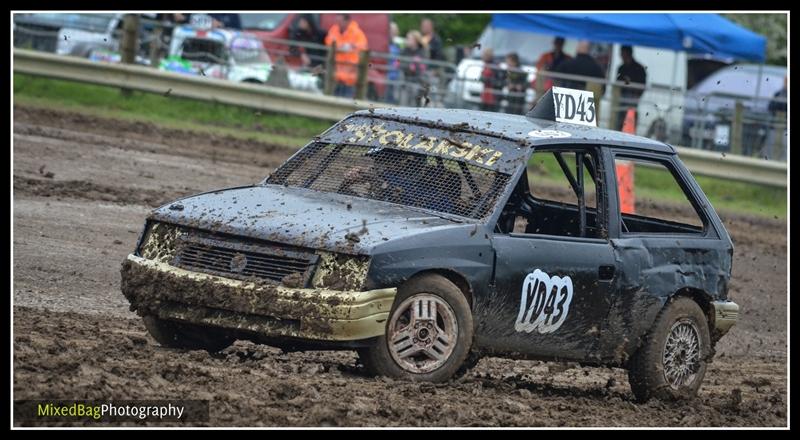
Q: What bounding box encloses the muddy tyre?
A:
[627,297,711,402]
[452,350,482,379]
[143,316,234,353]
[358,274,473,382]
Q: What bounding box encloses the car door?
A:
[477,146,618,361]
[599,149,731,362]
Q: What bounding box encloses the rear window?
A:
[181,39,227,64]
[267,143,512,220]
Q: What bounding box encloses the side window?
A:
[495,147,604,239]
[614,155,705,234]
[529,151,597,211]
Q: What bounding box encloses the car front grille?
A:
[173,233,318,286]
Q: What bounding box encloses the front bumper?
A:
[121,254,396,342]
[711,300,739,336]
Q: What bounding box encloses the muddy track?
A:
[12,105,787,427]
[13,306,786,427]
[14,176,183,208]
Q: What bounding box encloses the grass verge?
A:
[13,73,331,148]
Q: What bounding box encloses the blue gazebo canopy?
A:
[491,13,767,62]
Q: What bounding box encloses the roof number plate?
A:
[552,87,597,127]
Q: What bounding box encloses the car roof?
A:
[729,64,787,75]
[354,107,675,154]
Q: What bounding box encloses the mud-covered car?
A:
[121,88,739,401]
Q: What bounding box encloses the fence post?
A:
[773,110,787,160]
[586,81,603,126]
[609,83,621,131]
[148,22,163,68]
[355,49,370,100]
[120,14,140,97]
[730,100,744,155]
[323,42,336,96]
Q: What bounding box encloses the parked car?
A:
[13,12,164,64]
[121,88,738,402]
[13,13,121,56]
[157,22,318,93]
[680,63,787,153]
[159,25,274,85]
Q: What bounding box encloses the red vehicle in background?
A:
[241,13,390,100]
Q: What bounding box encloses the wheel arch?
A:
[404,268,474,308]
[670,287,715,338]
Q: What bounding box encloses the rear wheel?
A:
[627,297,711,401]
[358,274,473,382]
[143,315,234,353]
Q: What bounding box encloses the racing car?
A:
[121,87,738,401]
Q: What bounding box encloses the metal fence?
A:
[13,15,788,162]
[13,48,787,187]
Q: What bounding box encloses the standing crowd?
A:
[479,36,647,123]
[153,14,650,118]
[315,14,447,104]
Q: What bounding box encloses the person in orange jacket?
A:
[324,14,369,98]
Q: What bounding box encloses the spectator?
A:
[553,41,605,93]
[386,22,404,104]
[505,53,527,115]
[420,18,444,61]
[534,37,571,91]
[289,14,325,68]
[479,48,503,112]
[324,14,368,98]
[400,31,429,106]
[401,31,428,78]
[615,45,647,130]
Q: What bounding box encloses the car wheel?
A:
[142,315,234,353]
[627,297,711,402]
[358,274,473,382]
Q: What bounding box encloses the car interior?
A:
[496,148,705,238]
[496,148,605,239]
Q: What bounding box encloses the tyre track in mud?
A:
[12,105,787,426]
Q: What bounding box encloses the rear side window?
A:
[614,156,705,234]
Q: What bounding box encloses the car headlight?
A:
[311,252,370,291]
[138,222,184,263]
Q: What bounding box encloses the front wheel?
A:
[627,297,711,401]
[358,274,473,382]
